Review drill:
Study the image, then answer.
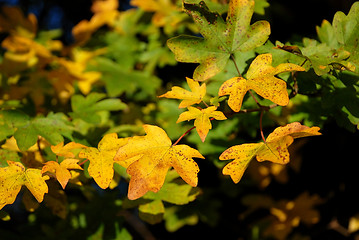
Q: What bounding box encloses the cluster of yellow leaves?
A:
[220,122,321,183]
[0,2,118,107]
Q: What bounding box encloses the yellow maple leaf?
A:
[218,54,305,112]
[41,159,83,189]
[176,106,227,142]
[79,133,128,189]
[0,161,49,210]
[51,142,87,158]
[159,77,206,108]
[219,122,321,183]
[114,124,204,200]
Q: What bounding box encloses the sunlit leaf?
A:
[218,53,305,112]
[176,106,226,142]
[220,122,321,183]
[0,161,49,210]
[114,125,204,200]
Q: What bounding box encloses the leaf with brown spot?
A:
[218,53,305,112]
[114,125,204,200]
[220,122,321,183]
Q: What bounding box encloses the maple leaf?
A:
[167,0,270,81]
[0,161,49,210]
[41,159,83,189]
[114,125,204,200]
[79,133,128,189]
[51,142,87,158]
[176,106,227,142]
[158,77,206,108]
[219,122,321,183]
[218,53,305,112]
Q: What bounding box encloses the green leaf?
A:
[70,92,127,124]
[0,110,30,141]
[89,58,161,98]
[167,0,270,81]
[14,113,74,151]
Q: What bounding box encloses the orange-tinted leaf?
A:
[220,122,321,183]
[176,106,226,142]
[159,77,206,108]
[219,54,305,112]
[51,142,87,158]
[114,125,204,200]
[79,133,128,189]
[0,161,49,210]
[42,159,82,189]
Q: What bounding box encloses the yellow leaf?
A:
[91,0,119,13]
[220,122,321,183]
[176,106,226,142]
[51,142,87,158]
[220,143,261,183]
[0,6,37,38]
[72,10,119,46]
[0,161,49,210]
[219,54,305,112]
[41,159,83,189]
[79,133,128,189]
[114,125,204,200]
[159,77,206,108]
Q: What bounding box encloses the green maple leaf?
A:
[167,0,270,81]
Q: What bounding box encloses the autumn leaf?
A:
[51,142,87,158]
[218,53,305,112]
[158,77,206,108]
[114,125,204,200]
[176,106,227,142]
[41,159,83,189]
[219,122,321,183]
[79,133,128,189]
[0,161,49,210]
[167,0,270,81]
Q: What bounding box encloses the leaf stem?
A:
[230,54,242,78]
[78,159,89,166]
[259,110,266,143]
[172,126,196,146]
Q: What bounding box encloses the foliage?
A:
[0,0,359,239]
